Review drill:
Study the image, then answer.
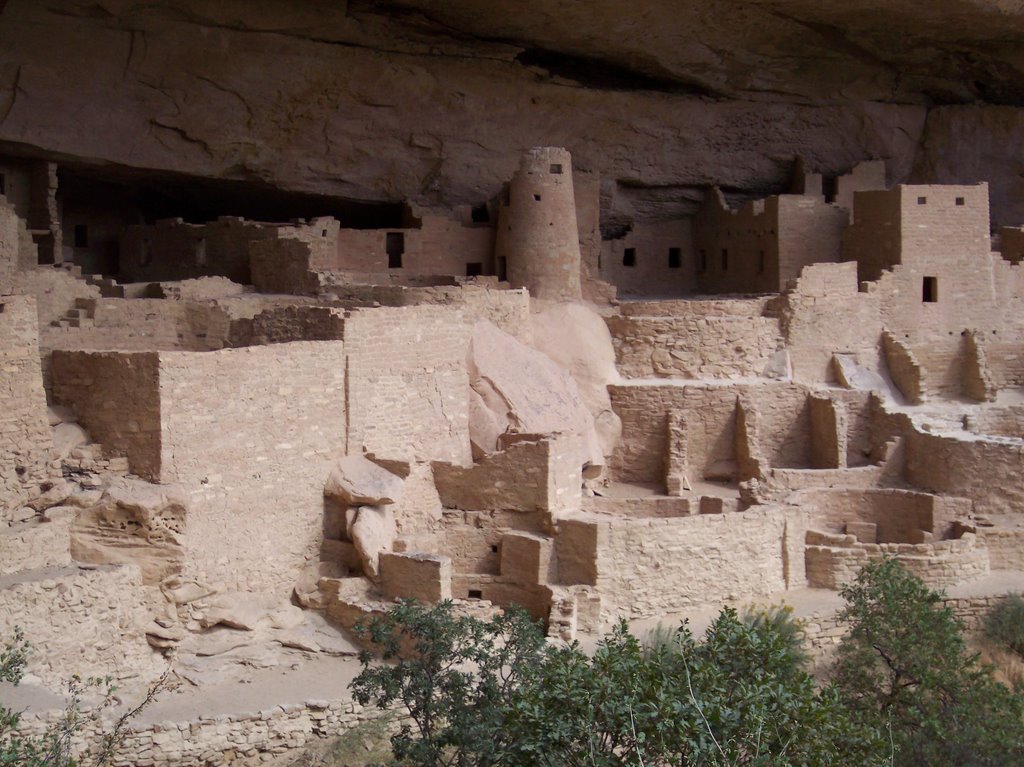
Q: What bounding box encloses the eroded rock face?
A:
[349,504,397,579]
[469,321,604,471]
[324,455,405,506]
[70,477,187,584]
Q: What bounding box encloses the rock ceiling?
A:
[0,0,1022,224]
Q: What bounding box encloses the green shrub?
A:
[984,592,1024,658]
[833,559,1024,767]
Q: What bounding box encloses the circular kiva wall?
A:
[796,488,989,589]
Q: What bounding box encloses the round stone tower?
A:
[495,147,582,301]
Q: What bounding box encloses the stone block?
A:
[844,520,877,543]
[379,551,452,602]
[499,531,553,585]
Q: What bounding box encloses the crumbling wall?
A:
[51,351,161,480]
[0,564,162,687]
[609,381,811,484]
[159,342,346,594]
[0,296,51,515]
[345,305,471,464]
[773,262,882,383]
[120,217,282,284]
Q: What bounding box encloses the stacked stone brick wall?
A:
[606,312,781,379]
[51,351,162,480]
[0,196,18,285]
[609,382,812,484]
[966,405,1024,438]
[345,305,471,464]
[842,188,903,282]
[228,305,346,346]
[250,236,321,295]
[981,338,1024,390]
[599,219,693,297]
[0,564,162,686]
[773,262,882,383]
[9,268,101,327]
[776,195,847,284]
[905,430,1024,517]
[908,336,965,400]
[0,295,51,515]
[120,217,281,284]
[584,507,788,625]
[620,297,776,319]
[15,697,395,767]
[45,299,233,353]
[159,342,346,595]
[805,532,989,590]
[795,487,968,540]
[882,331,925,403]
[335,215,494,276]
[977,527,1024,570]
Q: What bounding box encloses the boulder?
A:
[469,321,604,471]
[350,505,397,579]
[324,455,405,506]
[70,477,188,584]
[50,422,90,461]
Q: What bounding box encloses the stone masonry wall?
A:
[159,342,346,595]
[905,430,1024,517]
[590,507,787,624]
[606,312,782,379]
[599,219,693,297]
[345,305,472,465]
[51,351,161,480]
[0,295,51,516]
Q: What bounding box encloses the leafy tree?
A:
[1,627,163,767]
[984,592,1024,659]
[507,609,885,767]
[349,599,546,767]
[833,558,1024,767]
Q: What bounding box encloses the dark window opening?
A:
[490,544,499,553]
[668,247,681,269]
[822,176,837,204]
[623,247,636,267]
[195,237,207,266]
[74,224,89,248]
[721,249,729,271]
[550,163,563,174]
[0,173,5,196]
[471,204,490,223]
[321,228,328,237]
[758,250,765,274]
[466,262,483,277]
[0,303,5,314]
[497,256,507,282]
[386,232,405,269]
[698,249,707,273]
[917,196,927,205]
[955,197,965,206]
[533,194,541,202]
[468,589,483,599]
[922,276,938,303]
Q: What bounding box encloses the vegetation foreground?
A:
[348,560,1024,767]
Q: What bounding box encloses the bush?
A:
[984,592,1024,658]
[833,558,1024,767]
[351,601,886,767]
[349,599,546,767]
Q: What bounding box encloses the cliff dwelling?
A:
[4,0,1024,763]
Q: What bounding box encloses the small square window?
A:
[549,163,563,174]
[955,197,965,206]
[471,204,490,223]
[533,194,541,202]
[468,589,483,599]
[466,262,483,277]
[917,196,927,205]
[668,247,681,269]
[623,247,636,267]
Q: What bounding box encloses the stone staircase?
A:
[50,297,96,329]
[50,261,125,297]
